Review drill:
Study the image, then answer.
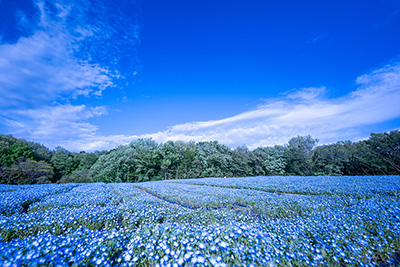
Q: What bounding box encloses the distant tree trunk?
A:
[379,155,400,174]
[176,168,179,180]
[164,169,167,180]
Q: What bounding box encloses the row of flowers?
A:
[0,176,399,266]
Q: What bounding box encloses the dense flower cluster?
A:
[0,176,399,266]
[174,176,400,198]
[0,183,76,216]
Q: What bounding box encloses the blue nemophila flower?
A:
[218,241,229,249]
[1,177,400,266]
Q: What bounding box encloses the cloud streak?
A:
[141,62,400,149]
[0,0,140,151]
[3,61,399,152]
[0,31,114,107]
[1,2,399,152]
[0,0,128,108]
[3,61,400,152]
[3,104,107,146]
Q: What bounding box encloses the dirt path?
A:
[134,186,197,210]
[169,182,311,197]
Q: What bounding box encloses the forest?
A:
[0,130,399,185]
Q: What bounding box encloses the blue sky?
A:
[1,0,400,151]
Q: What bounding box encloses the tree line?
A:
[0,130,399,184]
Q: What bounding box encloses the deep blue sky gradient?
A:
[118,0,400,134]
[0,0,400,151]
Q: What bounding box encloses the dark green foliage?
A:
[342,141,372,175]
[49,147,100,181]
[90,138,160,183]
[181,142,196,179]
[0,158,54,184]
[0,134,99,184]
[313,141,351,175]
[58,169,93,183]
[230,145,252,177]
[253,146,286,175]
[197,141,233,178]
[284,135,318,175]
[367,131,400,174]
[0,135,55,184]
[89,145,136,183]
[1,130,400,184]
[73,152,99,171]
[75,130,400,182]
[50,147,76,180]
[28,141,53,162]
[0,134,53,165]
[159,141,179,180]
[0,143,34,167]
[129,138,160,182]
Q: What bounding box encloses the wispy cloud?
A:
[1,1,399,152]
[2,102,138,151]
[285,86,326,101]
[0,1,127,107]
[0,30,114,107]
[60,134,138,152]
[3,61,399,152]
[0,0,140,151]
[140,62,400,149]
[3,104,107,145]
[307,32,329,44]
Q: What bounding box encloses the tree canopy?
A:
[1,130,400,184]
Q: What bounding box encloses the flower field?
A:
[0,176,400,266]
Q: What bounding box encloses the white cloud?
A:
[59,134,138,152]
[138,62,400,149]
[0,1,115,108]
[5,104,107,144]
[286,86,326,101]
[9,61,397,152]
[4,62,399,152]
[2,1,400,156]
[0,0,140,152]
[2,103,139,151]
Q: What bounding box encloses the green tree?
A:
[346,141,376,175]
[284,135,318,176]
[90,138,160,183]
[172,141,189,179]
[129,138,160,182]
[253,146,286,175]
[0,134,53,165]
[58,169,93,183]
[0,159,54,184]
[51,147,76,180]
[313,141,352,175]
[230,145,251,177]
[90,146,136,183]
[74,152,99,171]
[367,130,400,174]
[28,141,53,162]
[196,141,232,177]
[180,141,196,179]
[0,143,35,167]
[159,141,179,180]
